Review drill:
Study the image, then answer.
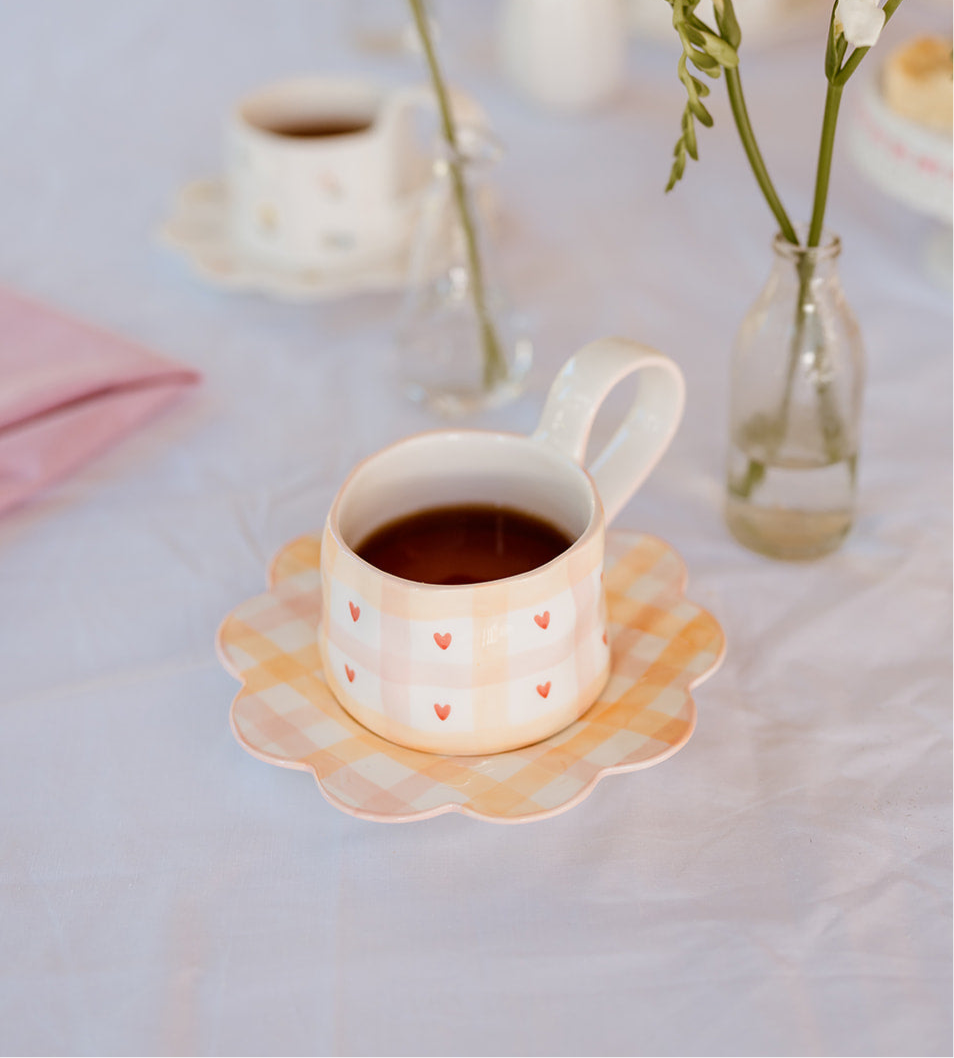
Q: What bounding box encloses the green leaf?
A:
[824,2,846,82]
[714,0,742,50]
[690,75,711,98]
[696,29,739,68]
[666,0,743,191]
[683,23,708,48]
[682,109,698,158]
[832,33,848,80]
[689,97,714,125]
[666,144,687,192]
[823,2,842,81]
[687,48,722,76]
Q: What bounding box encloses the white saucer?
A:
[158,178,422,302]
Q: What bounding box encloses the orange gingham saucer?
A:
[216,530,726,824]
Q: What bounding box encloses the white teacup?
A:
[318,337,685,755]
[226,76,457,271]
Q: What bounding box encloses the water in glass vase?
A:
[724,228,864,560]
[725,441,857,560]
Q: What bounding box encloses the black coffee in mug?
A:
[355,504,574,585]
[265,115,374,139]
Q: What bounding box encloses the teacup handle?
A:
[377,83,491,197]
[531,337,685,525]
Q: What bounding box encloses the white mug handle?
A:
[531,337,685,525]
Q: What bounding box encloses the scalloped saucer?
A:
[158,178,421,302]
[216,529,726,824]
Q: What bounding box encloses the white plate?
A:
[849,70,953,223]
[854,71,954,292]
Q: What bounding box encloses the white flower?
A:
[834,0,886,49]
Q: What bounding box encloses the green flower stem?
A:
[779,251,845,465]
[806,81,844,247]
[798,81,851,469]
[727,0,906,500]
[731,268,814,501]
[725,60,800,499]
[811,0,904,243]
[734,453,766,499]
[407,0,508,389]
[725,66,799,245]
[734,246,846,501]
[780,256,815,422]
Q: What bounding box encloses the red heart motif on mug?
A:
[433,632,452,650]
[534,611,550,630]
[348,601,360,622]
[345,665,355,683]
[536,681,551,699]
[434,703,451,721]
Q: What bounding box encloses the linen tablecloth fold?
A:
[0,286,200,514]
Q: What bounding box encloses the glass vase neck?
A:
[773,227,841,267]
[434,125,503,172]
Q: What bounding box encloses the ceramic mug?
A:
[318,337,685,755]
[226,76,475,271]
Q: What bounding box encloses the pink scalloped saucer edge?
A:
[216,530,726,824]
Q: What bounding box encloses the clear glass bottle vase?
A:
[396,127,532,417]
[725,229,865,560]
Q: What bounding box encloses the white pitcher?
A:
[498,0,627,113]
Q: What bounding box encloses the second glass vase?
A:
[396,128,532,417]
[725,229,865,560]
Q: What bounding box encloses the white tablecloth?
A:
[1,2,950,1055]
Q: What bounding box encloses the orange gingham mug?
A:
[318,337,685,754]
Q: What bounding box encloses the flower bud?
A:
[834,0,886,49]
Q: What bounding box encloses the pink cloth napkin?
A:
[0,286,200,515]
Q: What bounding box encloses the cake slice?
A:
[882,35,953,136]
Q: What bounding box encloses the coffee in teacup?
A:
[260,116,376,139]
[355,503,575,585]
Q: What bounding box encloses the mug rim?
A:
[324,428,604,594]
